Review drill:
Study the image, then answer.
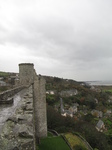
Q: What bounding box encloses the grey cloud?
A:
[0,0,112,80]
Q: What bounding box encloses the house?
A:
[80,83,85,86]
[108,99,112,103]
[96,120,105,132]
[90,86,101,92]
[60,98,73,117]
[0,81,7,86]
[46,90,55,95]
[15,78,20,86]
[91,110,103,118]
[69,106,77,114]
[106,110,112,114]
[68,103,79,115]
[73,103,79,107]
[94,98,98,104]
[73,106,78,114]
[90,86,95,90]
[0,77,4,80]
[61,110,73,117]
[105,110,112,117]
[59,89,78,97]
[50,91,55,95]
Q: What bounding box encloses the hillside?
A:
[45,75,112,150]
[44,75,83,89]
[1,72,112,149]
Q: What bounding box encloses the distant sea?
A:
[85,80,112,86]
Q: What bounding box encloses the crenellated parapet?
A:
[0,85,26,104]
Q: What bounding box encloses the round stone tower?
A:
[19,63,34,85]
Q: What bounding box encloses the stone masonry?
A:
[0,86,34,150]
[0,63,47,150]
[19,63,47,140]
[19,63,34,85]
[33,75,47,140]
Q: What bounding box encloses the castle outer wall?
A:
[33,75,47,140]
[19,63,47,144]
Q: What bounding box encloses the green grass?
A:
[99,86,112,93]
[0,71,9,77]
[104,89,112,93]
[64,133,88,150]
[106,120,112,125]
[47,131,54,137]
[38,136,70,150]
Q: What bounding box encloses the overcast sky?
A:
[0,0,112,81]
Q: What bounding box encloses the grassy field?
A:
[99,86,112,93]
[38,136,70,150]
[103,89,112,93]
[0,71,9,77]
[64,133,88,150]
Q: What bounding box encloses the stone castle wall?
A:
[0,85,26,104]
[0,63,47,150]
[19,63,47,144]
[0,86,34,150]
[33,75,47,140]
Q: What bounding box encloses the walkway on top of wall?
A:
[0,88,27,134]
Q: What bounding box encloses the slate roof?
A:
[96,120,104,130]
